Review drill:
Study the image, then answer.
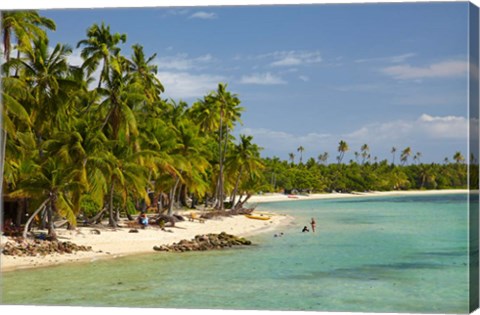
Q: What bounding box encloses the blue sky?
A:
[39,2,473,163]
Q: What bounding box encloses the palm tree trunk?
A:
[168,177,181,216]
[230,166,243,209]
[235,193,252,210]
[47,197,58,240]
[0,123,8,198]
[157,193,164,213]
[216,110,224,210]
[108,180,116,227]
[22,198,49,239]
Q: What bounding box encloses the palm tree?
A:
[76,22,127,88]
[1,76,32,194]
[289,152,295,165]
[1,10,55,64]
[13,38,75,134]
[337,140,349,164]
[413,152,422,164]
[104,144,150,227]
[391,147,397,165]
[297,146,305,164]
[400,147,412,165]
[453,152,465,164]
[11,157,86,239]
[227,135,264,208]
[98,55,144,140]
[317,152,329,165]
[127,44,164,103]
[360,144,369,164]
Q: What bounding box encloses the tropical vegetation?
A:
[1,11,473,240]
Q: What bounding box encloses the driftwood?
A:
[87,208,107,225]
[152,214,184,227]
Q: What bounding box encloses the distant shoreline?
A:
[248,189,471,204]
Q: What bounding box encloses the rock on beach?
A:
[153,232,252,252]
[1,238,92,257]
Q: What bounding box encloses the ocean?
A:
[0,193,471,313]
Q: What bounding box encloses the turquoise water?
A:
[1,194,471,313]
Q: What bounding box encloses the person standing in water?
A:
[310,218,316,233]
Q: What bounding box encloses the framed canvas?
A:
[1,1,479,315]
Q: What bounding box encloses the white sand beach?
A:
[0,189,470,272]
[0,211,292,272]
[247,189,470,204]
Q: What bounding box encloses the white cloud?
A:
[157,71,227,99]
[240,127,332,156]
[345,114,468,142]
[268,50,322,67]
[382,60,467,80]
[299,75,309,82]
[189,11,217,19]
[239,114,469,161]
[155,53,214,71]
[355,52,416,64]
[239,72,286,85]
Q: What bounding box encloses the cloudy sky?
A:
[38,2,474,163]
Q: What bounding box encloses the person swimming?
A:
[302,226,309,232]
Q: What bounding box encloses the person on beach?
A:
[138,213,149,229]
[302,226,309,232]
[310,218,316,233]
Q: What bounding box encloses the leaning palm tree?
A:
[11,157,86,240]
[227,135,264,208]
[337,140,349,164]
[400,147,412,166]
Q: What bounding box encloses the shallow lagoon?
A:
[1,193,470,313]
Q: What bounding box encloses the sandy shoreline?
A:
[247,189,471,204]
[0,189,470,272]
[0,211,293,272]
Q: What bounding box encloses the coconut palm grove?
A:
[1,10,474,239]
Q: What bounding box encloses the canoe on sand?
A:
[245,214,271,221]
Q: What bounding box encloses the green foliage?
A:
[261,157,468,193]
[1,11,471,236]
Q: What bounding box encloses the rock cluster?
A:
[153,232,252,252]
[1,238,92,257]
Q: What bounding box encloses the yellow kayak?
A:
[245,214,271,221]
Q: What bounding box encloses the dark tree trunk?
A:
[190,194,197,209]
[179,184,188,207]
[108,181,117,227]
[229,166,243,209]
[88,208,107,224]
[47,197,57,240]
